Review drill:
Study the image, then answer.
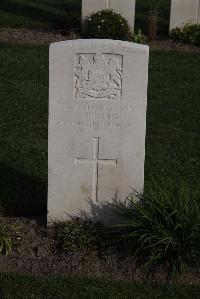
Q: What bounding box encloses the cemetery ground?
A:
[0,1,200,297]
[0,0,81,29]
[0,0,199,52]
[0,0,169,32]
[1,273,200,299]
[1,43,200,217]
[0,40,200,295]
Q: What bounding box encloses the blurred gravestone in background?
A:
[170,0,200,30]
[82,0,136,31]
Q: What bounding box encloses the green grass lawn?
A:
[0,273,200,298]
[0,43,48,216]
[0,0,81,29]
[0,42,200,217]
[145,50,200,192]
[0,0,170,35]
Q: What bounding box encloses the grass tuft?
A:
[114,183,200,274]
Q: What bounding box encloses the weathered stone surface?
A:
[82,0,136,30]
[48,39,149,224]
[170,0,200,30]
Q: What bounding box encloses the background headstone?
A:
[48,39,149,224]
[82,0,136,30]
[170,0,200,30]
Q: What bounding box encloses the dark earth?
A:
[0,217,199,284]
[0,28,200,53]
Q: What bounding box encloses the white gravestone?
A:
[82,0,136,30]
[48,39,149,224]
[170,0,200,30]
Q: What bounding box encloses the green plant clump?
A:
[55,219,113,253]
[83,9,131,41]
[131,29,146,44]
[170,23,200,46]
[114,184,200,274]
[0,218,19,255]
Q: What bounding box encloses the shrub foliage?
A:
[131,30,146,44]
[55,219,115,253]
[114,184,200,273]
[170,23,200,46]
[83,9,131,41]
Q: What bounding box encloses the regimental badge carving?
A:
[75,53,123,100]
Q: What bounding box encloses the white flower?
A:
[88,17,91,21]
[101,19,105,23]
[98,12,101,15]
[98,25,101,29]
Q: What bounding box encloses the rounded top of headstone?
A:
[50,39,149,53]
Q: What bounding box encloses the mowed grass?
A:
[0,273,200,298]
[0,43,49,216]
[145,50,200,192]
[0,0,81,28]
[0,42,200,216]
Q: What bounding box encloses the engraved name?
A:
[59,103,135,133]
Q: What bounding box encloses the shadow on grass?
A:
[0,162,47,217]
[50,0,81,13]
[0,0,59,27]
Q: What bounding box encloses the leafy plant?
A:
[55,219,115,254]
[131,29,146,44]
[114,184,200,274]
[83,9,131,41]
[0,218,19,255]
[170,23,200,46]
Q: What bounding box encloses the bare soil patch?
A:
[149,38,200,53]
[0,217,199,284]
[0,28,78,45]
[0,28,200,53]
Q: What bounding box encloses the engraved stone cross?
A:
[75,137,117,202]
